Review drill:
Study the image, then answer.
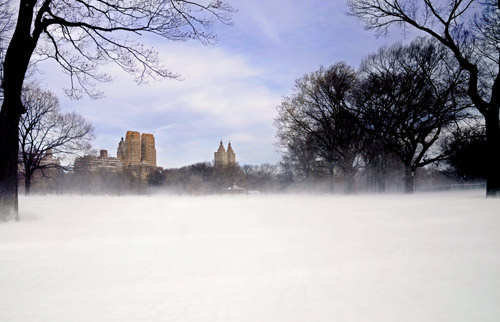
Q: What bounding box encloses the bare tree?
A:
[242,163,279,192]
[277,133,322,184]
[19,85,94,195]
[275,63,365,193]
[0,0,234,220]
[347,0,500,196]
[356,38,472,193]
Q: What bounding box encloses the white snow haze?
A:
[0,191,499,321]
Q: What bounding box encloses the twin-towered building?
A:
[214,140,236,167]
[117,131,157,167]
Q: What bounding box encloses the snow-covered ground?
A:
[1,191,499,322]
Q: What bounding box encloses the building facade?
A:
[214,140,236,167]
[141,133,157,166]
[74,149,123,173]
[75,131,159,183]
[117,131,157,167]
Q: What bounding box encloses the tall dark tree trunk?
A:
[344,166,356,194]
[466,72,500,196]
[485,108,500,196]
[0,0,37,219]
[404,165,415,194]
[0,104,21,221]
[24,171,32,196]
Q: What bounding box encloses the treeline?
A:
[274,37,485,194]
[155,163,289,194]
[22,161,287,195]
[154,160,481,195]
[22,156,482,196]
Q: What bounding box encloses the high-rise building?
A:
[227,141,235,165]
[117,131,156,166]
[214,140,236,167]
[141,133,156,166]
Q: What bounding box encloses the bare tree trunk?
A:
[377,166,386,193]
[345,168,356,194]
[378,158,387,193]
[485,108,500,196]
[404,165,415,194]
[0,101,20,221]
[0,0,37,220]
[24,172,31,196]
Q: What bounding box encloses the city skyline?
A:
[36,0,415,168]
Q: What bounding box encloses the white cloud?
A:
[38,41,283,168]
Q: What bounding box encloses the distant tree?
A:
[19,86,94,195]
[164,163,205,194]
[275,63,365,193]
[275,129,322,184]
[0,0,234,219]
[356,38,472,193]
[242,163,279,192]
[443,125,488,181]
[212,163,244,190]
[276,161,294,191]
[347,0,500,196]
[148,168,166,187]
[188,162,214,183]
[163,162,209,193]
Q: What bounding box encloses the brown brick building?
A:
[117,131,157,167]
[141,133,156,166]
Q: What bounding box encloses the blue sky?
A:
[37,0,414,168]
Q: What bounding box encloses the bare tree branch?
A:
[19,85,94,194]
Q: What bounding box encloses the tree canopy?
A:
[19,85,94,195]
[348,0,500,195]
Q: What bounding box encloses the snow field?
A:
[0,191,499,321]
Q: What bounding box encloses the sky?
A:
[37,0,415,169]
